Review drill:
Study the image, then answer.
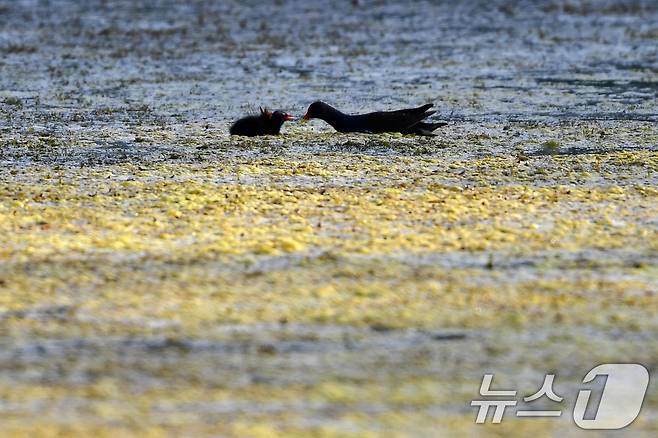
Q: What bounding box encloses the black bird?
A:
[230,107,294,136]
[302,101,447,136]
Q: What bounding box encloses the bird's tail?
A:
[414,121,448,136]
[414,103,434,114]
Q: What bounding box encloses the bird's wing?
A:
[359,104,436,132]
[388,103,434,116]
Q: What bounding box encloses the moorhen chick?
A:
[230,107,294,136]
[302,101,447,136]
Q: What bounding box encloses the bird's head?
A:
[302,101,330,121]
[270,110,295,124]
[261,107,293,122]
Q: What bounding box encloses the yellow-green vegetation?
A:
[1,156,658,332]
[2,0,658,434]
[0,134,657,436]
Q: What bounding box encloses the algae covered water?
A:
[0,0,657,436]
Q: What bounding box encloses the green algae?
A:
[1,0,658,436]
[1,145,656,437]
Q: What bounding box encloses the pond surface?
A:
[0,0,657,436]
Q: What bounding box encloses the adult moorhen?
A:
[302,101,447,136]
[230,107,294,136]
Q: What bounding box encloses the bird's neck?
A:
[271,120,284,134]
[263,116,284,134]
[318,105,347,130]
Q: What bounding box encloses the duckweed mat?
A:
[1,0,657,436]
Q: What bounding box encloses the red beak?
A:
[284,113,295,121]
[302,112,310,120]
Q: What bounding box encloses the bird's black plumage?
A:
[230,107,294,136]
[302,101,447,136]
